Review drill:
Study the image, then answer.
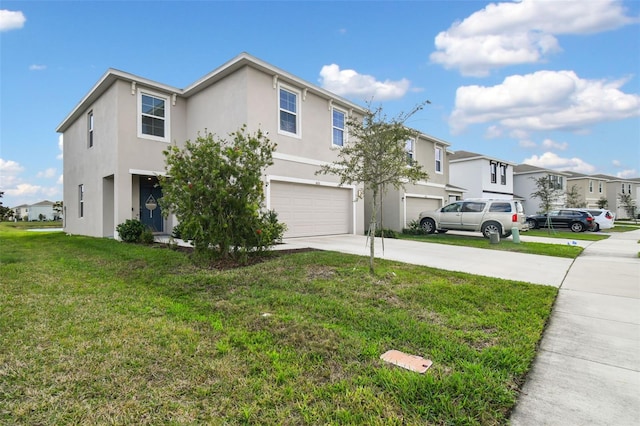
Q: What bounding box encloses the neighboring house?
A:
[365,134,464,232]
[56,53,367,239]
[513,164,569,215]
[591,174,639,219]
[448,150,517,200]
[28,200,56,221]
[562,171,608,208]
[12,204,29,221]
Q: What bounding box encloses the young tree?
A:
[596,197,608,209]
[317,102,429,274]
[0,192,13,221]
[565,184,586,208]
[159,126,284,263]
[618,193,637,222]
[53,201,63,220]
[530,175,563,232]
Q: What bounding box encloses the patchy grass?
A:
[523,229,608,241]
[2,220,63,229]
[0,224,557,425]
[398,232,584,258]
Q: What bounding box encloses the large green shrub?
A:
[116,219,146,243]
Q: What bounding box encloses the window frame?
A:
[499,164,507,185]
[78,184,84,218]
[137,89,170,142]
[87,111,94,148]
[405,139,415,164]
[331,106,346,147]
[278,83,301,138]
[434,146,443,174]
[490,162,497,184]
[598,181,603,193]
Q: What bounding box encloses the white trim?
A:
[402,193,445,228]
[129,168,167,176]
[331,106,347,148]
[137,88,171,143]
[277,82,301,139]
[272,152,335,168]
[266,175,357,235]
[434,145,443,174]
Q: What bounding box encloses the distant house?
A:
[11,201,58,221]
[366,133,463,232]
[12,204,29,221]
[562,171,608,208]
[448,150,517,200]
[513,164,569,215]
[56,53,368,239]
[590,174,639,219]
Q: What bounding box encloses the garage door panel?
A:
[406,198,440,225]
[271,182,351,237]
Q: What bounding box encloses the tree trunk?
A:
[369,187,378,274]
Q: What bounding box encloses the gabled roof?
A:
[590,173,639,183]
[513,164,571,176]
[57,52,367,133]
[31,200,54,206]
[448,150,516,166]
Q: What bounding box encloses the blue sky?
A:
[1,0,639,208]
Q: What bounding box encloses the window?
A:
[138,90,170,142]
[405,139,415,164]
[550,175,563,190]
[598,181,603,193]
[490,162,497,184]
[279,85,299,137]
[87,111,94,148]
[500,164,507,185]
[489,202,512,212]
[79,184,84,218]
[332,108,345,147]
[462,202,486,212]
[621,183,625,194]
[589,180,593,193]
[442,202,462,213]
[435,146,442,173]
[628,184,632,194]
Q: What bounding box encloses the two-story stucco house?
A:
[56,53,367,239]
[513,164,569,215]
[11,204,29,221]
[448,150,517,200]
[365,133,463,232]
[562,171,608,208]
[591,174,639,219]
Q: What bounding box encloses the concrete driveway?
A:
[283,230,640,425]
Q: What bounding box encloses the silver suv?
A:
[418,199,527,238]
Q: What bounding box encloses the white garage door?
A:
[270,182,352,238]
[406,197,441,226]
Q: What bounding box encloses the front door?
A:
[140,178,163,232]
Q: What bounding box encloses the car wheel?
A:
[420,218,436,234]
[570,222,585,232]
[481,221,502,239]
[592,223,600,232]
[502,231,512,238]
[526,219,537,229]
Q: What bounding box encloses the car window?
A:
[489,202,512,212]
[462,202,486,213]
[587,210,601,216]
[515,202,524,214]
[549,211,560,216]
[441,202,462,213]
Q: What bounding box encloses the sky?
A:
[1,0,639,208]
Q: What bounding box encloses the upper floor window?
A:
[500,164,507,185]
[405,139,415,164]
[621,183,625,194]
[138,90,170,142]
[278,85,300,137]
[490,162,497,184]
[332,108,345,147]
[598,181,603,193]
[79,184,84,218]
[628,184,632,194]
[550,175,563,190]
[87,111,94,148]
[589,180,593,193]
[435,146,443,173]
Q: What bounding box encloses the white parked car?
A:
[565,208,615,231]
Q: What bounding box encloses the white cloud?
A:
[541,138,568,150]
[519,139,537,148]
[29,64,47,71]
[5,183,41,197]
[36,168,57,179]
[319,64,411,101]
[430,0,636,76]
[523,151,596,173]
[57,135,64,160]
[0,9,26,32]
[612,160,622,167]
[450,70,640,134]
[617,169,637,178]
[0,158,24,189]
[57,175,64,185]
[484,125,502,139]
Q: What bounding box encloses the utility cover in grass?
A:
[380,350,433,374]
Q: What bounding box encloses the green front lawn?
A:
[0,224,557,425]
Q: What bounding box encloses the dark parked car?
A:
[526,209,595,232]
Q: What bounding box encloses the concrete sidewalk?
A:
[510,229,640,426]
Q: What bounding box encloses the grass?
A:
[523,229,608,241]
[0,223,558,425]
[398,232,585,258]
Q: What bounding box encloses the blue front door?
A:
[140,178,163,232]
